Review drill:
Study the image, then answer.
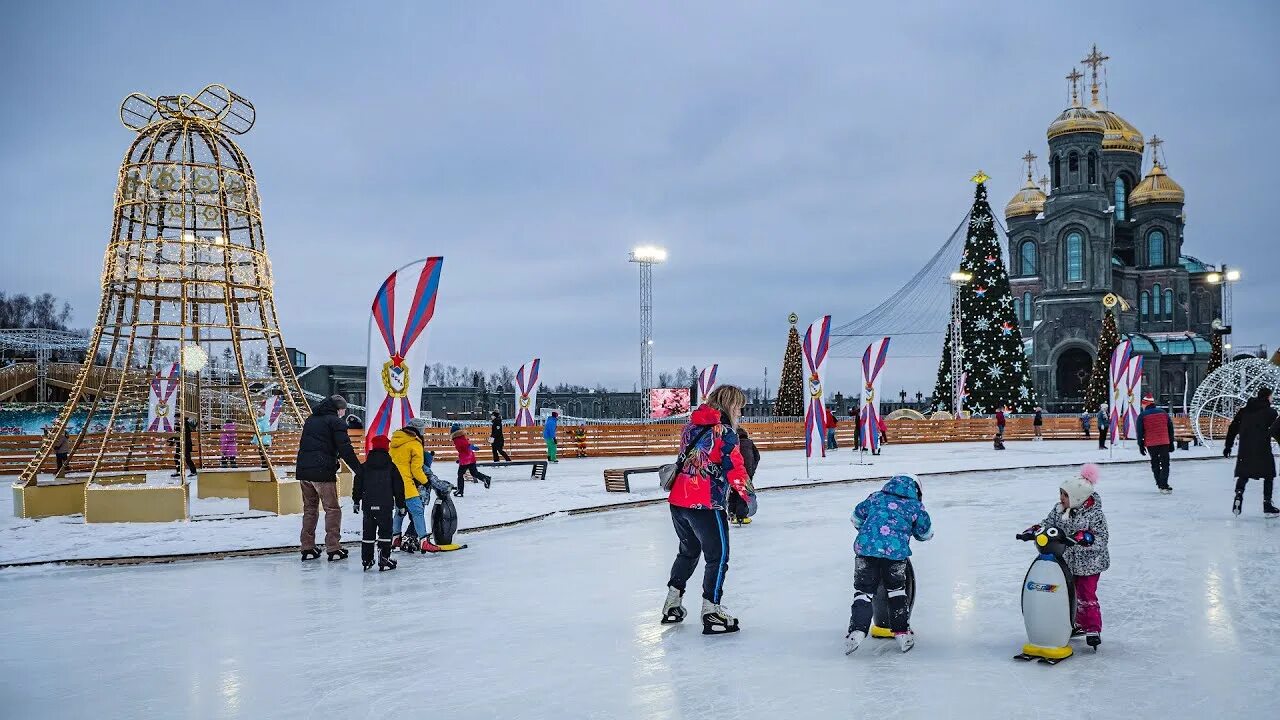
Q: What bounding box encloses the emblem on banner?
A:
[519,395,531,409]
[381,357,410,399]
[808,372,822,398]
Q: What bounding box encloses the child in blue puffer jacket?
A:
[845,475,933,654]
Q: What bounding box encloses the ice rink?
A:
[3,456,1278,719]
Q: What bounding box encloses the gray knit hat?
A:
[407,417,429,431]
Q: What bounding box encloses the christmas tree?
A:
[1207,332,1223,375]
[1083,309,1119,413]
[931,173,1036,414]
[774,314,804,417]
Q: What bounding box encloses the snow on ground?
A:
[1,440,1215,564]
[0,456,1275,719]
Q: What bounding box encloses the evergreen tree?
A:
[774,315,804,417]
[931,174,1036,414]
[1083,309,1119,413]
[1207,332,1223,375]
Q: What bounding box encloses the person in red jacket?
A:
[824,407,839,451]
[449,423,491,497]
[1136,394,1175,494]
[661,385,756,635]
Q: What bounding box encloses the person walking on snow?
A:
[824,407,839,451]
[352,434,405,571]
[1223,387,1280,517]
[450,423,491,497]
[994,406,1008,450]
[1096,404,1109,449]
[490,410,512,462]
[845,475,932,655]
[295,395,363,561]
[389,418,442,553]
[544,410,560,463]
[1136,394,1175,494]
[661,385,757,634]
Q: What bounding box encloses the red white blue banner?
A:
[1121,355,1144,440]
[365,257,443,451]
[146,362,180,432]
[860,337,891,453]
[514,358,542,427]
[696,364,718,404]
[802,315,832,458]
[1109,340,1132,443]
[262,395,284,432]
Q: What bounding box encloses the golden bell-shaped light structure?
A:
[18,85,309,488]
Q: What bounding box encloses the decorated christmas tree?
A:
[931,173,1036,414]
[774,313,804,417]
[1083,308,1120,413]
[1207,332,1224,375]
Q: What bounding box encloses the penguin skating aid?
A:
[869,559,916,639]
[1013,525,1078,665]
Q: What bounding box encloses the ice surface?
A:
[0,440,1216,564]
[1,455,1277,719]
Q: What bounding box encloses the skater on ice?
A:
[1032,405,1044,440]
[824,406,839,451]
[296,395,364,561]
[544,410,560,463]
[490,409,512,462]
[352,434,405,571]
[1223,386,1280,517]
[1095,403,1109,449]
[845,474,932,654]
[1136,394,1175,493]
[450,423,491,497]
[660,385,756,634]
[727,424,761,526]
[1032,464,1110,650]
[389,418,442,553]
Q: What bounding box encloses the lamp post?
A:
[628,245,667,399]
[1206,265,1241,351]
[949,271,972,416]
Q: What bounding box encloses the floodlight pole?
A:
[629,248,666,404]
[949,272,971,417]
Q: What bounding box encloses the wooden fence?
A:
[2,415,1197,479]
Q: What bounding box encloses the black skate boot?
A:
[482,475,491,490]
[300,547,321,562]
[701,598,740,635]
[1232,491,1243,517]
[1071,626,1086,638]
[1264,502,1279,519]
[400,534,420,553]
[327,548,348,561]
[363,560,374,571]
[378,555,398,571]
[1086,633,1101,651]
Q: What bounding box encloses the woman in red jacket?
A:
[661,385,756,634]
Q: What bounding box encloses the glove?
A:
[470,444,479,451]
[1072,530,1095,546]
[352,497,361,514]
[744,492,758,518]
[1223,447,1232,458]
[1139,446,1147,456]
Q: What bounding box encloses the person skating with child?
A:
[352,434,405,571]
[1223,387,1280,517]
[1028,464,1110,649]
[845,475,932,654]
[450,423,491,497]
[389,418,442,553]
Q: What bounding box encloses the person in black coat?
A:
[1223,387,1280,517]
[490,410,512,462]
[353,435,406,571]
[296,395,364,560]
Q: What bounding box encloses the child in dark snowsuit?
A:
[727,427,761,525]
[846,475,932,654]
[352,435,406,571]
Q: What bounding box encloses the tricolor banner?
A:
[802,315,832,458]
[1121,355,1144,440]
[365,257,444,451]
[262,395,284,432]
[146,362,180,432]
[696,364,718,404]
[860,337,891,453]
[514,358,542,427]
[1108,340,1132,443]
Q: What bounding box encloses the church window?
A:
[1068,152,1079,180]
[1019,240,1037,276]
[1165,289,1175,321]
[1013,298,1020,324]
[1152,283,1163,319]
[1065,232,1084,282]
[1140,291,1150,321]
[1147,230,1165,266]
[1022,292,1033,323]
[1087,152,1097,185]
[1052,155,1061,188]
[1114,177,1127,220]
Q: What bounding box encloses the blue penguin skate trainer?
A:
[1013,525,1078,665]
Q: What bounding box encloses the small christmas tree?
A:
[1083,309,1119,413]
[931,172,1036,414]
[774,314,804,417]
[1207,332,1223,375]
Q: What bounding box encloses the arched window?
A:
[1012,298,1021,325]
[1114,177,1127,220]
[1140,291,1150,321]
[1065,232,1084,282]
[1165,289,1175,321]
[1152,283,1163,319]
[1023,292,1033,323]
[1020,240,1037,276]
[1052,155,1061,188]
[1148,230,1165,266]
[1068,152,1079,180]
[1087,152,1097,185]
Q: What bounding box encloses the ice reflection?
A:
[220,666,241,714]
[1204,563,1236,648]
[631,615,676,718]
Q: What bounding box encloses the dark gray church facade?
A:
[1003,57,1221,411]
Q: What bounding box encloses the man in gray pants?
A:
[295,395,363,561]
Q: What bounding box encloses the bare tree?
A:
[674,368,689,388]
[657,371,672,388]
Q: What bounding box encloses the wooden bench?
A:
[477,460,548,481]
[603,465,664,493]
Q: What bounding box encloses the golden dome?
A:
[1005,176,1047,219]
[1096,109,1144,154]
[1129,163,1185,206]
[1047,104,1105,140]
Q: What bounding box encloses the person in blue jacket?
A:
[544,410,560,463]
[845,475,932,655]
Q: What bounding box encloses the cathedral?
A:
[1003,47,1222,412]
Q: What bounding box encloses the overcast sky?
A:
[2,1,1276,395]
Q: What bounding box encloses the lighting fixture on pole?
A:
[948,271,972,417]
[628,245,667,398]
[1207,265,1241,349]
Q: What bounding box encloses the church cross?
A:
[1021,150,1037,180]
[1081,44,1110,107]
[1066,68,1084,105]
[1148,135,1164,166]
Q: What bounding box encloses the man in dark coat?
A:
[490,410,512,462]
[296,395,364,560]
[1223,387,1280,517]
